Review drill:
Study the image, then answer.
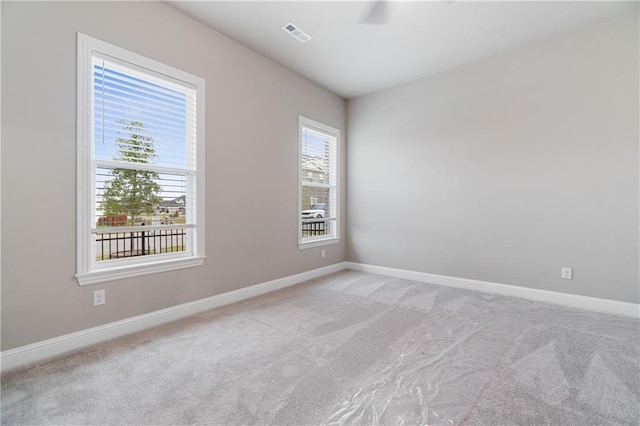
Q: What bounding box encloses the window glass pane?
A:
[95,167,188,227]
[93,60,196,170]
[301,187,335,237]
[95,167,190,262]
[301,127,333,184]
[301,186,330,216]
[91,57,196,263]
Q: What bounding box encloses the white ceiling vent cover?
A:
[282,23,312,43]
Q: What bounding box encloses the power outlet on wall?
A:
[93,289,106,306]
[561,267,573,280]
[321,249,326,258]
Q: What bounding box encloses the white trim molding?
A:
[76,256,206,286]
[1,262,348,372]
[345,262,640,318]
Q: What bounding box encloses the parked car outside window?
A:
[302,203,326,219]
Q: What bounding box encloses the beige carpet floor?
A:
[2,270,639,425]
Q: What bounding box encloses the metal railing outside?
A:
[95,228,187,261]
[301,219,329,237]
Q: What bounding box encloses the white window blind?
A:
[299,117,339,247]
[92,55,197,236]
[77,33,205,285]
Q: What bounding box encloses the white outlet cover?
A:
[561,267,573,280]
[93,290,106,306]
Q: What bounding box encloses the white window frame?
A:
[298,116,340,249]
[76,33,205,285]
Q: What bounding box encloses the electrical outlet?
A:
[321,249,326,258]
[93,289,106,306]
[561,267,573,280]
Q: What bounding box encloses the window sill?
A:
[76,256,206,286]
[298,237,340,250]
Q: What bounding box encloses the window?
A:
[76,33,205,285]
[299,116,340,248]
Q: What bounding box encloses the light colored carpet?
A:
[2,270,639,425]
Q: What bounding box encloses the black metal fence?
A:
[96,228,187,261]
[302,220,328,237]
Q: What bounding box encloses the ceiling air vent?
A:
[282,23,311,43]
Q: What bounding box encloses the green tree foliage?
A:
[101,121,161,225]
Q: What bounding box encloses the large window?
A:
[76,33,205,285]
[299,116,340,248]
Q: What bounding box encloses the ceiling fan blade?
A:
[361,0,389,25]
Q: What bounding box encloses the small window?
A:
[299,116,340,248]
[76,33,205,285]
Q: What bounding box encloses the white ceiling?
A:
[169,1,637,99]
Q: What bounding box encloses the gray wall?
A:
[1,1,346,350]
[347,13,639,304]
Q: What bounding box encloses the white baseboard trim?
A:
[1,262,348,372]
[4,261,636,372]
[345,262,640,318]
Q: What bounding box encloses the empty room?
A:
[1,1,638,424]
